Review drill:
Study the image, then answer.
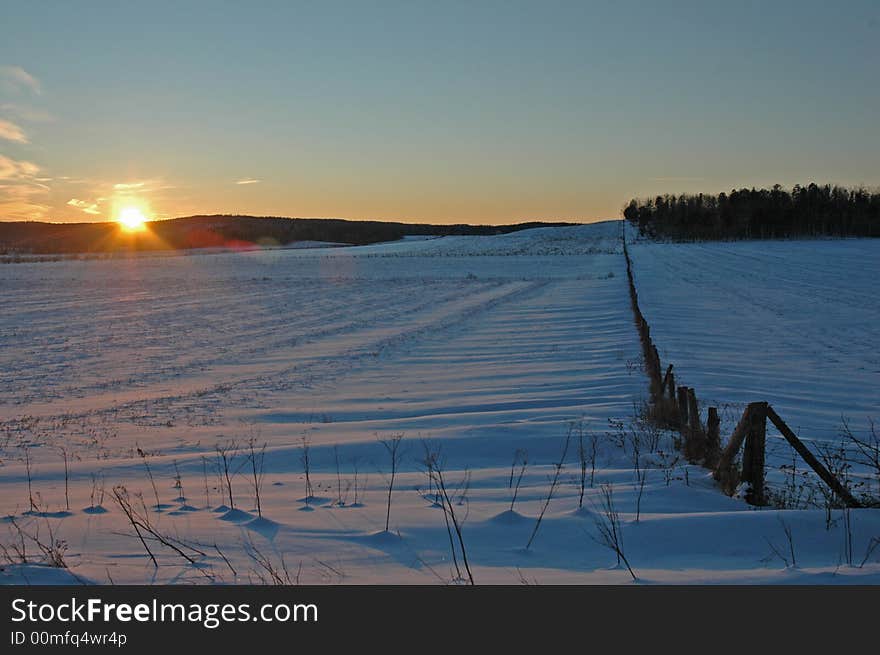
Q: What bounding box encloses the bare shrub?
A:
[378,433,405,532]
[591,484,636,580]
[215,440,240,510]
[350,456,365,506]
[657,448,680,486]
[763,517,797,568]
[634,466,648,522]
[172,460,185,503]
[576,424,599,509]
[137,446,162,511]
[842,417,880,503]
[424,446,474,585]
[606,418,627,450]
[111,485,206,569]
[509,448,528,512]
[245,539,301,585]
[2,515,68,568]
[247,437,267,517]
[816,440,854,529]
[89,472,106,510]
[300,436,314,505]
[769,450,817,510]
[24,445,36,513]
[58,447,71,511]
[842,505,854,567]
[332,445,350,507]
[419,443,440,506]
[201,456,211,507]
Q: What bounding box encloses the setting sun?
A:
[117,206,148,232]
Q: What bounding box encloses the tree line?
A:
[623,183,880,240]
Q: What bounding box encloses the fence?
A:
[621,234,862,508]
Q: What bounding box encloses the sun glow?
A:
[117,206,148,232]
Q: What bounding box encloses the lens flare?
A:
[117,206,147,232]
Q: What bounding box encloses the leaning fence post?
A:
[714,405,751,495]
[742,401,768,506]
[765,405,862,508]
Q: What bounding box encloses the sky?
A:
[1,0,878,225]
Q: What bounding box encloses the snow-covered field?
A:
[1,222,878,584]
[626,226,879,445]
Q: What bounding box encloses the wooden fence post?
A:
[742,401,768,506]
[687,388,700,434]
[647,346,662,400]
[684,388,705,461]
[660,364,673,396]
[705,407,721,468]
[676,386,689,431]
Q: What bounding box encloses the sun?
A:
[117,206,148,232]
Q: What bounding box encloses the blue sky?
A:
[1,0,878,223]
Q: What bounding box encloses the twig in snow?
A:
[525,425,572,549]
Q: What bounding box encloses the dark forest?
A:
[624,184,880,240]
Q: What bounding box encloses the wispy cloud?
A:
[0,103,54,123]
[0,154,48,220]
[0,66,41,95]
[0,117,28,143]
[0,153,39,180]
[114,181,146,191]
[0,191,50,220]
[66,198,101,215]
[235,178,261,185]
[112,179,175,196]
[0,70,48,219]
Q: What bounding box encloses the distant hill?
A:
[0,215,576,255]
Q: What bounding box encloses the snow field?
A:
[1,222,878,584]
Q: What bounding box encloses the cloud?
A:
[0,153,40,180]
[0,66,41,95]
[66,198,101,215]
[0,181,46,197]
[0,154,48,220]
[0,118,28,143]
[113,181,146,190]
[112,179,174,195]
[0,194,50,220]
[0,103,53,123]
[235,178,261,185]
